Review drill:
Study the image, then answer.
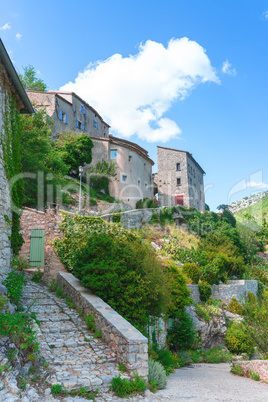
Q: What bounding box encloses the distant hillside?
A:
[229,191,268,226]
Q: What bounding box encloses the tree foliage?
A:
[18,65,47,91]
[54,131,93,177]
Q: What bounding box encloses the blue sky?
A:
[1,0,268,210]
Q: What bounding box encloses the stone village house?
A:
[0,38,34,279]
[26,90,154,208]
[154,146,205,210]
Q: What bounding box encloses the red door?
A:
[175,195,184,206]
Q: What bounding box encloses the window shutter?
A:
[66,114,68,124]
[59,109,62,120]
[80,105,82,113]
[76,120,79,128]
[97,122,98,129]
[82,123,84,131]
[83,106,85,114]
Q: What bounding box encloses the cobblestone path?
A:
[20,279,126,392]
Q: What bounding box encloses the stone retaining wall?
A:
[234,360,268,383]
[187,284,201,303]
[57,272,148,379]
[212,280,258,302]
[185,281,258,304]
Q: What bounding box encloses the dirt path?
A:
[156,363,268,401]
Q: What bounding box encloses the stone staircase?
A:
[20,278,129,393]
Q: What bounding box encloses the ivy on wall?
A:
[1,96,24,255]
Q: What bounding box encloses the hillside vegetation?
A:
[231,192,268,226]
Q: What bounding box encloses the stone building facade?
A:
[0,39,34,279]
[26,90,154,208]
[155,146,205,211]
[26,90,110,141]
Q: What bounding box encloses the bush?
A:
[149,345,180,374]
[110,375,147,397]
[112,213,121,223]
[228,298,244,315]
[230,364,243,376]
[182,263,200,283]
[53,214,169,331]
[148,358,167,390]
[190,348,232,363]
[136,198,154,209]
[198,281,212,302]
[3,271,27,305]
[225,322,254,355]
[167,311,196,351]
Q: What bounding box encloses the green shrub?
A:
[51,384,68,396]
[85,314,96,332]
[112,213,121,223]
[110,375,147,397]
[198,281,212,302]
[0,312,39,362]
[182,263,200,283]
[150,345,180,374]
[228,298,244,315]
[148,358,167,390]
[167,311,196,351]
[225,322,254,355]
[230,364,243,376]
[190,348,232,363]
[248,370,260,381]
[136,198,154,209]
[53,214,169,331]
[12,256,29,271]
[3,270,27,305]
[31,268,43,284]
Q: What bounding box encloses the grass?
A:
[110,375,147,398]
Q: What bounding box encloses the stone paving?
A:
[20,279,128,393]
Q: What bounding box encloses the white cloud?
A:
[263,11,268,19]
[16,33,22,40]
[60,38,219,142]
[0,23,11,30]
[246,181,268,189]
[222,60,237,76]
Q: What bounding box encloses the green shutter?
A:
[29,229,45,267]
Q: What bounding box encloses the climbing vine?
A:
[1,96,24,255]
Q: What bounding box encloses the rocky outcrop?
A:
[185,306,227,350]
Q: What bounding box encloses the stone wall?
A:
[19,208,67,282]
[187,281,258,304]
[0,78,12,279]
[233,360,268,383]
[212,280,258,302]
[57,272,148,379]
[187,284,201,303]
[102,208,157,229]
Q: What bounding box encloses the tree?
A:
[88,160,117,195]
[18,65,47,91]
[54,131,94,177]
[20,109,68,207]
[217,204,229,211]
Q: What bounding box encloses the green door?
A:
[29,229,45,267]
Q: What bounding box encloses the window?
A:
[177,178,181,186]
[76,120,82,130]
[128,156,132,162]
[122,175,127,182]
[59,109,63,121]
[110,149,117,159]
[62,113,68,124]
[176,163,181,171]
[94,119,99,129]
[80,104,86,114]
[145,182,148,188]
[138,179,141,187]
